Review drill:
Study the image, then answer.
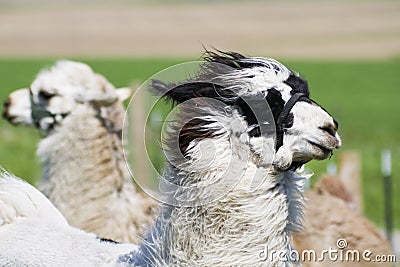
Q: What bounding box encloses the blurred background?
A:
[0,0,399,259]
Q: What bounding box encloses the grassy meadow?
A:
[0,58,399,228]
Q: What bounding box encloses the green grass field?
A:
[0,58,399,229]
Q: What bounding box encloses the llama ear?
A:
[116,87,132,102]
[88,94,118,107]
[151,79,195,103]
[151,79,231,104]
[88,87,130,107]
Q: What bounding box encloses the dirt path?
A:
[0,1,399,59]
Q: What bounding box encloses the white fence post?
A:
[382,149,393,246]
[338,152,362,212]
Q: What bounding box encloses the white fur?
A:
[274,102,342,171]
[0,168,67,226]
[216,60,292,101]
[31,60,118,106]
[37,103,153,242]
[0,170,137,267]
[120,103,313,266]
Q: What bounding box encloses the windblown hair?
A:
[151,51,310,159]
[118,50,340,266]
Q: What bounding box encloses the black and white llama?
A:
[119,51,341,266]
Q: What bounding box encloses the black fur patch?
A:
[234,93,275,137]
[265,88,285,125]
[202,50,246,69]
[97,237,120,244]
[161,96,226,156]
[203,50,281,73]
[284,113,294,130]
[178,117,217,155]
[150,80,236,105]
[284,73,309,97]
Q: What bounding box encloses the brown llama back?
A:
[293,175,392,267]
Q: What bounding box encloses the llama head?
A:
[3,60,132,133]
[152,51,341,175]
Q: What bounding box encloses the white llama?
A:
[0,51,340,266]
[3,60,156,243]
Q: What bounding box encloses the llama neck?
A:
[37,104,133,226]
[123,152,305,267]
[117,107,305,265]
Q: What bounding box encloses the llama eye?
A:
[38,90,55,100]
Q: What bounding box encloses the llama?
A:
[293,175,392,267]
[0,168,136,266]
[118,51,341,266]
[3,60,156,243]
[0,51,340,266]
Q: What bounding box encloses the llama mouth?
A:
[3,113,18,124]
[308,141,333,158]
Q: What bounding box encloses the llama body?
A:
[3,61,156,243]
[293,176,392,267]
[0,170,136,267]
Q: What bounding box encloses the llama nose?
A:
[2,109,15,121]
[319,122,337,138]
[320,121,341,149]
[2,109,9,119]
[2,99,11,120]
[4,98,11,108]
